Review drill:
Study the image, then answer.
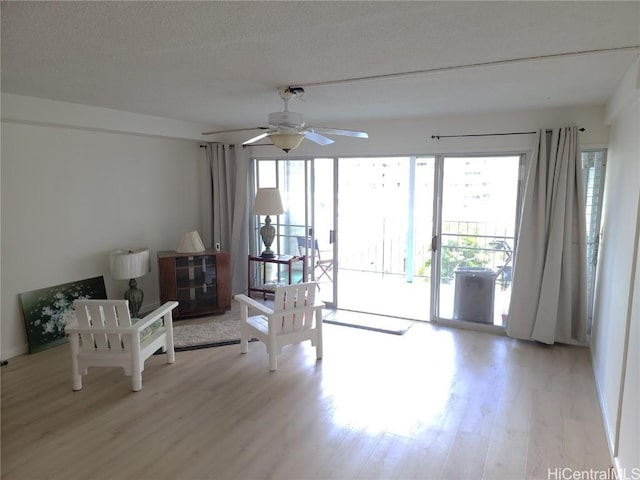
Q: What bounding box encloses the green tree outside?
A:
[418,235,491,284]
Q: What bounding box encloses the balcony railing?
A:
[337,220,515,286]
[264,220,515,288]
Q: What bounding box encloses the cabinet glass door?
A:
[175,255,217,315]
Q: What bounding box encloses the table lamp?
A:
[109,248,150,318]
[253,188,284,258]
[176,231,206,253]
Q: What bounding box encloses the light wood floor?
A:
[1,319,611,480]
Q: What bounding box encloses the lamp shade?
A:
[268,133,305,152]
[176,230,206,253]
[110,248,150,280]
[253,188,284,215]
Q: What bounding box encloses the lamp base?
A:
[260,216,277,259]
[124,278,144,318]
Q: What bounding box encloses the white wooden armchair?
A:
[235,282,324,371]
[66,299,178,391]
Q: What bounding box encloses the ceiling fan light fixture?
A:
[268,133,305,152]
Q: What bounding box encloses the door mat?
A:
[323,310,414,335]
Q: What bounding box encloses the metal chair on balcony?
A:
[296,236,333,283]
[490,240,513,290]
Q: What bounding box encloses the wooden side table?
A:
[248,255,306,298]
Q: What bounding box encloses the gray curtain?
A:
[507,127,588,344]
[201,143,250,295]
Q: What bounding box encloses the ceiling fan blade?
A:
[307,126,369,139]
[243,132,270,145]
[304,131,334,146]
[202,127,268,135]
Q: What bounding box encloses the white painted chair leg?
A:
[73,377,83,391]
[316,308,323,359]
[69,334,83,391]
[132,374,142,392]
[165,312,175,364]
[131,336,142,392]
[240,322,249,353]
[166,347,175,364]
[240,305,249,354]
[268,336,278,371]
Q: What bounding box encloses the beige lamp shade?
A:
[253,188,284,258]
[176,230,206,253]
[268,133,305,152]
[109,248,151,280]
[253,188,284,215]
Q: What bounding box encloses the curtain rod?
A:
[199,144,235,148]
[431,127,585,140]
[200,143,272,149]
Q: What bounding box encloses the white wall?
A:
[617,222,639,477]
[1,95,206,359]
[591,57,640,474]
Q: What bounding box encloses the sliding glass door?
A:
[337,157,435,321]
[253,157,336,306]
[311,158,336,306]
[254,154,523,328]
[433,155,522,327]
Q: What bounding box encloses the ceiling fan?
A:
[202,86,368,152]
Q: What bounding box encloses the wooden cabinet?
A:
[158,249,231,319]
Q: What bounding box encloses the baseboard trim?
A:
[3,343,29,360]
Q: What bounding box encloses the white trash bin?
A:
[453,267,496,324]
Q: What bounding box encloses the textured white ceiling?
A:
[2,1,639,134]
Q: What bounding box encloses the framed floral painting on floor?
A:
[19,276,108,353]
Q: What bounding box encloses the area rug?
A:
[323,310,414,335]
[171,306,414,351]
[173,314,244,351]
